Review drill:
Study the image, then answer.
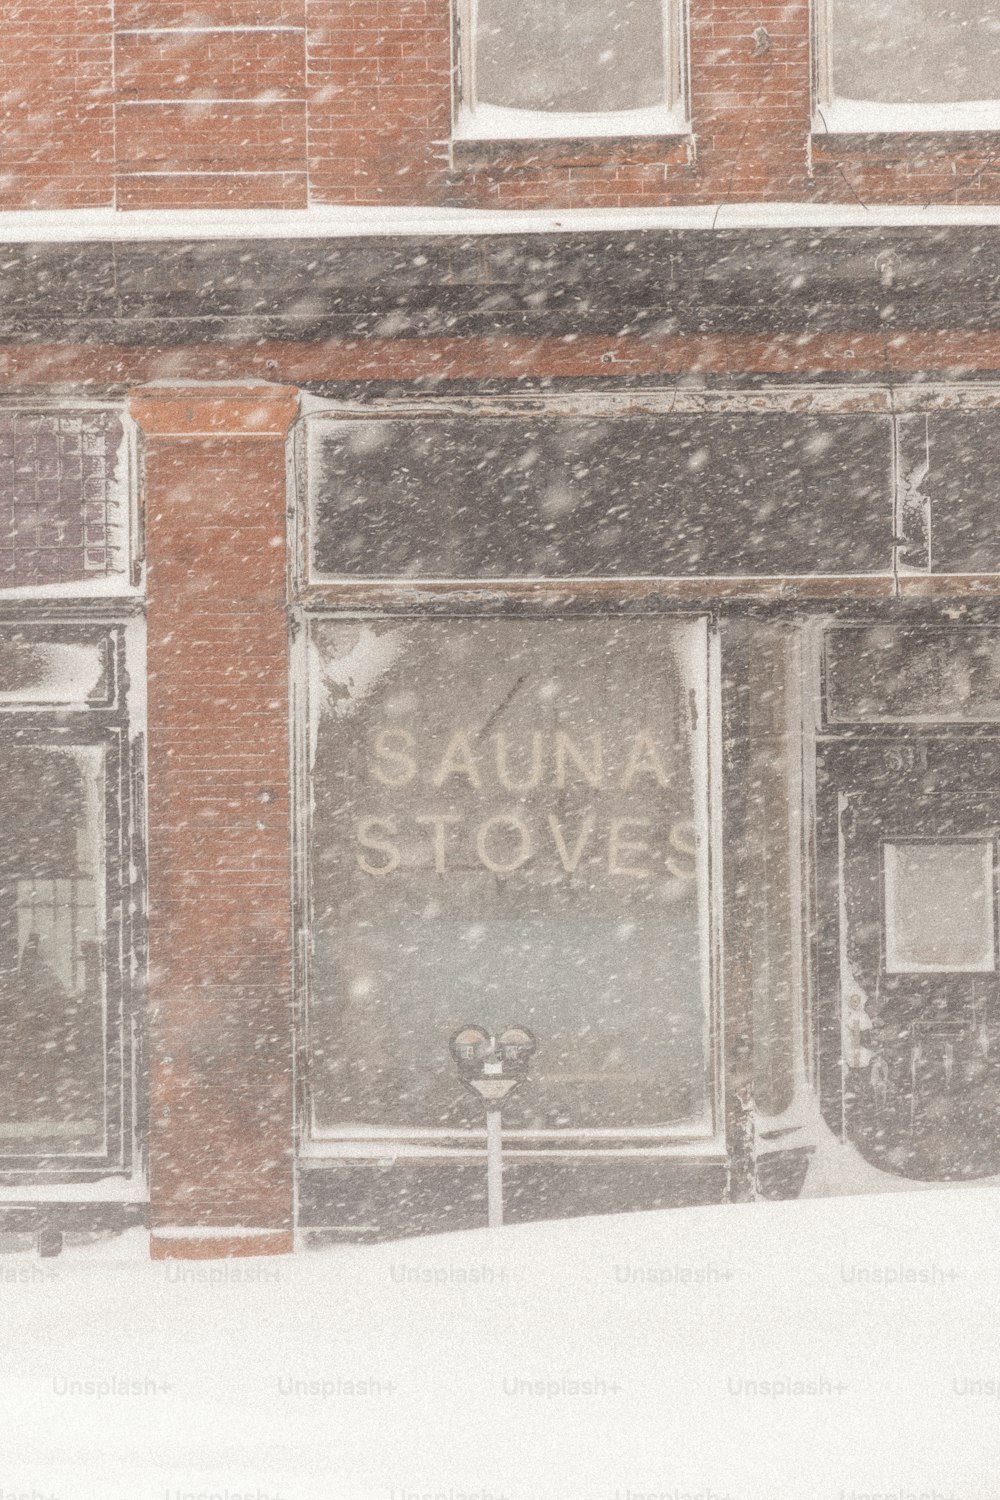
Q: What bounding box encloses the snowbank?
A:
[0,1187,995,1500]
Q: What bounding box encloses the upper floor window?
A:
[455,0,686,141]
[816,0,1000,133]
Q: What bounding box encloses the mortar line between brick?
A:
[119,99,307,107]
[116,26,305,33]
[115,170,307,178]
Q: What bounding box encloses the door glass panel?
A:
[307,617,711,1135]
[0,745,107,1153]
[884,840,995,973]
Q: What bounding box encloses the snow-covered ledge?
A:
[815,98,1000,135]
[6,203,1000,242]
[453,99,689,141]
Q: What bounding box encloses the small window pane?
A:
[884,841,995,973]
[0,411,128,588]
[831,0,1000,104]
[825,627,1000,724]
[475,0,666,113]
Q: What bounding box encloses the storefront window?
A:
[305,616,712,1138]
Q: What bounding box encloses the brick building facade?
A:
[3,1,1000,1256]
[8,1,1000,209]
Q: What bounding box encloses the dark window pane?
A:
[0,411,128,589]
[917,412,1000,575]
[309,414,892,579]
[307,618,711,1134]
[832,0,1000,103]
[476,0,665,113]
[826,626,1000,723]
[0,746,107,1155]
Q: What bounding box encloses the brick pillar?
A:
[130,383,299,1260]
[689,0,811,200]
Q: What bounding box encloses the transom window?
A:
[455,0,687,141]
[816,0,1000,133]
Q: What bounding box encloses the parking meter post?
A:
[449,1024,537,1232]
[485,1106,503,1229]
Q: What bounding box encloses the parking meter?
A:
[497,1026,537,1070]
[449,1023,537,1228]
[450,1025,493,1077]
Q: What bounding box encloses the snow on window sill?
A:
[0,575,140,601]
[0,1173,145,1203]
[814,98,1000,135]
[454,100,689,143]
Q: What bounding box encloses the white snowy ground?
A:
[1,1159,997,1500]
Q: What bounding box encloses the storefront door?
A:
[816,626,1000,1181]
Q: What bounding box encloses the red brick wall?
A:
[307,0,452,204]
[0,0,114,208]
[2,0,1000,209]
[810,135,1000,205]
[115,0,307,208]
[131,384,298,1258]
[687,0,811,203]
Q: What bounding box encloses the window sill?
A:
[814,99,1000,135]
[454,100,689,143]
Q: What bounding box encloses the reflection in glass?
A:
[307,618,711,1136]
[475,0,665,114]
[832,1,1000,104]
[884,840,995,973]
[825,627,1000,724]
[0,746,106,1152]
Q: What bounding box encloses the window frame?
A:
[293,605,723,1162]
[0,621,143,1184]
[453,0,689,142]
[292,391,735,1168]
[813,0,1000,135]
[0,401,145,1196]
